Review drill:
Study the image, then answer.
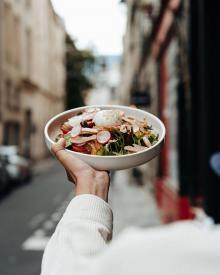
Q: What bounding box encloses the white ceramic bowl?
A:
[44,105,165,170]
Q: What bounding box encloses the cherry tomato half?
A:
[72,143,89,154]
[61,123,72,134]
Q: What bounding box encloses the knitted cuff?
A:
[62,194,113,232]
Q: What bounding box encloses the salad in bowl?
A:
[55,108,159,156]
[44,105,165,170]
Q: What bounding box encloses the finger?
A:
[65,169,76,183]
[52,138,94,176]
[129,104,137,109]
[51,138,66,156]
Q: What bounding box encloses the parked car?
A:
[0,146,32,193]
[0,155,10,194]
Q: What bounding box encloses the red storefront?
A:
[150,0,195,223]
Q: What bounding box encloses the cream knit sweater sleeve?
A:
[41,194,220,275]
[41,194,113,275]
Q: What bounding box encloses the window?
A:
[5,80,12,108]
[5,81,20,110]
[14,16,21,68]
[25,28,32,77]
[23,109,32,158]
[13,86,21,111]
[3,122,20,146]
[4,3,12,63]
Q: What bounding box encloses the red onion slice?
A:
[97,130,111,144]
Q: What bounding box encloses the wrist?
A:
[75,171,110,202]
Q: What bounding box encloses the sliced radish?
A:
[68,115,83,127]
[82,112,96,121]
[143,136,151,147]
[70,124,81,137]
[120,125,127,133]
[133,144,147,150]
[132,124,139,133]
[97,130,111,144]
[119,110,125,116]
[124,146,139,153]
[124,145,145,153]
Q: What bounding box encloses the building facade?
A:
[120,0,220,223]
[0,0,65,161]
[120,0,160,110]
[120,0,194,222]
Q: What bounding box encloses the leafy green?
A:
[132,131,144,146]
[97,130,128,156]
[64,133,72,148]
[110,131,128,155]
[134,131,144,139]
[148,132,159,144]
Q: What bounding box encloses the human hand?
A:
[51,138,110,202]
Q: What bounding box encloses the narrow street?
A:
[0,163,72,275]
[0,88,160,275]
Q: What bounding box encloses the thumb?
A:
[51,137,93,175]
[51,138,65,157]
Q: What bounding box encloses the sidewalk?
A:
[109,169,161,236]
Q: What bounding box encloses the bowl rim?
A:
[44,105,166,159]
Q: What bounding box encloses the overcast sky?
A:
[51,0,126,56]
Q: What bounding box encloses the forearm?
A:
[41,194,113,275]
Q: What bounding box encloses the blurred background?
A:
[0,0,220,274]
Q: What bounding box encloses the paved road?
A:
[0,162,73,275]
